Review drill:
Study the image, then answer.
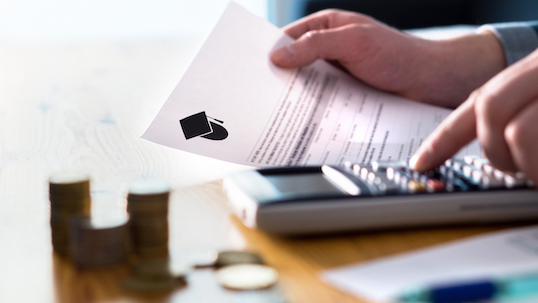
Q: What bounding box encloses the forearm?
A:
[404,31,505,108]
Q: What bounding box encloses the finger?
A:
[271,24,364,67]
[281,9,373,39]
[504,98,538,183]
[410,97,477,171]
[474,50,538,171]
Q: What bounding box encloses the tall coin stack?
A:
[69,212,131,267]
[49,172,91,256]
[127,180,170,258]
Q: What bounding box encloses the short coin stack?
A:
[49,172,91,256]
[127,180,170,258]
[69,212,131,267]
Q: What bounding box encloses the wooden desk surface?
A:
[0,40,525,303]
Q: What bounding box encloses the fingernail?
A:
[409,154,420,170]
[271,44,295,63]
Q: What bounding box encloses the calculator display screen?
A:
[264,173,345,197]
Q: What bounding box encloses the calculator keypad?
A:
[341,156,533,196]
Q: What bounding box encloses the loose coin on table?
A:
[216,264,279,290]
[122,258,191,293]
[216,250,264,268]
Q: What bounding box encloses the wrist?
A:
[411,31,505,108]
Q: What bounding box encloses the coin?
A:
[216,251,264,268]
[49,171,91,256]
[171,250,218,268]
[69,211,131,267]
[122,275,185,293]
[216,264,279,290]
[132,258,193,280]
[127,180,171,258]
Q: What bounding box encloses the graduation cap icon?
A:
[179,111,228,141]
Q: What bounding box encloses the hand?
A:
[410,48,538,184]
[271,9,505,108]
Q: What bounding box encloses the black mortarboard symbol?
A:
[180,111,228,141]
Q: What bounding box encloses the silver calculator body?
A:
[223,157,538,234]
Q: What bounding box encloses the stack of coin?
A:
[49,171,91,256]
[122,258,192,293]
[127,180,170,258]
[69,212,131,267]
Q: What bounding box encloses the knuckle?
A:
[318,8,343,16]
[303,30,323,45]
[473,90,502,125]
[505,119,534,149]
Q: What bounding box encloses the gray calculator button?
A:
[372,160,407,172]
[504,173,526,188]
[352,163,361,175]
[480,175,505,189]
[360,167,369,180]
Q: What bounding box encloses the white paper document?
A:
[143,2,479,167]
[322,225,538,302]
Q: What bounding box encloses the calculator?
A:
[223,156,538,234]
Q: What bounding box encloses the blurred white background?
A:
[0,0,267,44]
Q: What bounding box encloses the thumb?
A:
[271,26,354,67]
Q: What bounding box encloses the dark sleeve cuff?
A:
[477,21,538,66]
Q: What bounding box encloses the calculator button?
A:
[377,181,400,194]
[426,179,445,192]
[386,167,395,180]
[482,163,495,175]
[352,164,361,175]
[472,158,489,170]
[462,165,473,179]
[360,167,369,180]
[407,180,426,193]
[504,173,526,188]
[479,175,505,189]
[372,160,407,172]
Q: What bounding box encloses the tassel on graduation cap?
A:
[179,111,228,141]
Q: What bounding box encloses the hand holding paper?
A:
[143,2,480,167]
